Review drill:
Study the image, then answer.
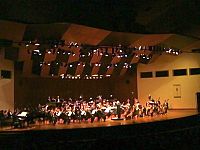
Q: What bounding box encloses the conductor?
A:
[116,101,121,119]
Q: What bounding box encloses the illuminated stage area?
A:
[0,110,200,150]
[0,109,200,150]
[0,109,197,132]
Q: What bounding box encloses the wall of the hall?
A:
[137,53,200,109]
[113,72,138,101]
[0,48,14,111]
[14,74,113,108]
[14,71,137,108]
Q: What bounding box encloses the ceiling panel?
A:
[0,20,26,42]
[23,23,70,40]
[61,24,111,45]
[131,34,172,46]
[99,32,143,46]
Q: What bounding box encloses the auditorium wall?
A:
[0,48,14,111]
[14,75,113,108]
[113,71,138,101]
[137,53,200,109]
[14,70,137,108]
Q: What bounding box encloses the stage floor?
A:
[0,109,198,132]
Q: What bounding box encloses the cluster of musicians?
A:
[0,95,169,128]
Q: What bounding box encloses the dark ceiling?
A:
[1,0,200,78]
[1,0,200,38]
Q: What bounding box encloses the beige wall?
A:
[137,53,200,109]
[0,48,14,111]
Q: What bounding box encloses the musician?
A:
[8,110,12,118]
[116,101,121,119]
[163,99,169,113]
[125,99,131,108]
[12,112,21,128]
[133,102,140,118]
[133,98,139,105]
[47,96,51,102]
[56,96,60,103]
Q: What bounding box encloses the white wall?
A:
[137,53,200,109]
[0,48,14,111]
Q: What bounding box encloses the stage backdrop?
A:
[14,71,137,108]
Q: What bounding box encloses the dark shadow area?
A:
[0,114,200,150]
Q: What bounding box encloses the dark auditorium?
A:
[0,1,200,150]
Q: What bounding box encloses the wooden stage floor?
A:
[0,109,198,132]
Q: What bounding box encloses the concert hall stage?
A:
[0,110,200,150]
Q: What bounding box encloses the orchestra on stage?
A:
[0,95,169,129]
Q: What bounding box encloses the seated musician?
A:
[124,99,131,108]
[133,102,140,118]
[47,96,51,102]
[133,98,139,105]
